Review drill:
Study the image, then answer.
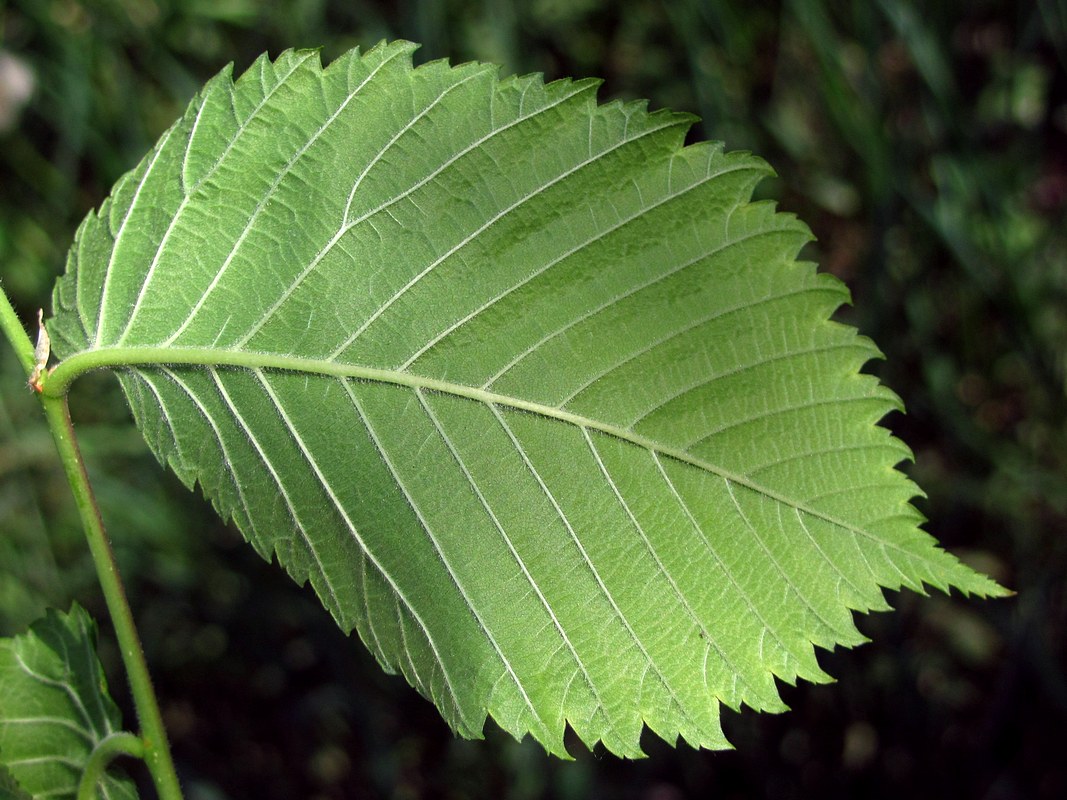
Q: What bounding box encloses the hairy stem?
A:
[0,284,36,375]
[40,395,183,799]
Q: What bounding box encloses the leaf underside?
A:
[0,763,33,800]
[48,41,1005,757]
[0,605,137,799]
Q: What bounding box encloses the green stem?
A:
[77,732,145,800]
[40,396,183,800]
[0,284,36,375]
[0,291,183,800]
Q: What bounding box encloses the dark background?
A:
[1,1,1064,798]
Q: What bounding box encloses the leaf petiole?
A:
[76,732,146,800]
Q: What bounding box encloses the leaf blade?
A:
[49,42,1007,757]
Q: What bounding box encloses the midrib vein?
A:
[47,345,891,549]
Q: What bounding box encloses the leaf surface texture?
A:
[48,42,1006,756]
[0,606,137,799]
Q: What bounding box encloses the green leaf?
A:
[0,762,33,800]
[0,605,138,799]
[46,42,1006,756]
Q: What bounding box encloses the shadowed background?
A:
[0,1,1063,798]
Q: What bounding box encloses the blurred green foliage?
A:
[1,0,1064,798]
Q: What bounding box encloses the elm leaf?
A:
[46,42,1007,757]
[0,606,137,799]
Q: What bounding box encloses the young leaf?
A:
[45,42,1006,756]
[0,605,138,799]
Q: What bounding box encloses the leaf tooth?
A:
[349,550,391,671]
[118,51,322,351]
[350,384,555,745]
[405,161,775,383]
[651,453,819,687]
[342,75,596,238]
[178,63,235,196]
[232,64,501,353]
[415,391,610,746]
[790,508,883,619]
[745,443,906,482]
[154,367,265,555]
[390,593,421,683]
[581,428,760,713]
[339,64,493,228]
[384,588,479,738]
[209,368,344,618]
[490,407,717,746]
[48,216,93,355]
[162,45,414,351]
[327,93,691,366]
[454,162,767,392]
[121,370,193,485]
